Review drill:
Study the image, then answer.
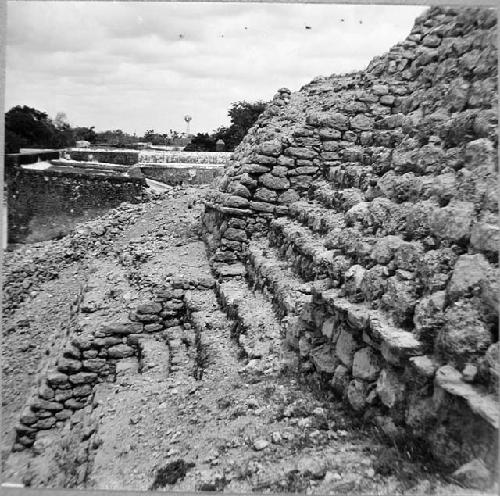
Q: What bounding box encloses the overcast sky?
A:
[6,2,426,136]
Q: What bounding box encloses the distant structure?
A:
[184,115,192,135]
[76,140,91,148]
[136,142,153,149]
[216,139,225,152]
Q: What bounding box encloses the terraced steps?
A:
[269,217,336,282]
[216,278,283,365]
[246,239,312,319]
[288,200,346,235]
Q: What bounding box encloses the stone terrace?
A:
[202,5,499,476]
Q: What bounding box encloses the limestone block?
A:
[446,254,492,302]
[250,201,275,213]
[321,316,337,341]
[470,223,500,254]
[82,358,107,372]
[330,364,350,395]
[69,372,98,385]
[65,399,85,410]
[277,155,295,167]
[379,94,396,106]
[259,173,290,190]
[271,165,288,177]
[371,235,405,264]
[240,163,270,174]
[47,371,70,388]
[62,345,81,360]
[223,195,250,209]
[239,173,257,189]
[430,201,474,242]
[227,182,251,198]
[350,114,374,131]
[413,291,446,344]
[347,379,368,411]
[294,166,318,175]
[223,228,247,242]
[286,147,317,160]
[352,348,382,381]
[259,140,283,157]
[376,368,405,409]
[72,384,93,397]
[310,344,338,374]
[254,188,278,203]
[38,383,55,400]
[277,189,300,205]
[372,84,389,95]
[306,112,348,130]
[55,409,73,420]
[319,128,342,140]
[435,365,498,429]
[437,301,492,363]
[35,417,56,430]
[102,322,143,336]
[253,154,277,165]
[54,389,74,402]
[335,329,359,368]
[381,276,418,327]
[408,355,438,378]
[137,302,162,314]
[31,398,64,412]
[452,459,491,490]
[20,407,37,425]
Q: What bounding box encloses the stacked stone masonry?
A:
[13,276,215,450]
[202,7,498,474]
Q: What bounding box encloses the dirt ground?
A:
[1,188,491,494]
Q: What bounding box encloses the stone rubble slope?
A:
[202,5,498,482]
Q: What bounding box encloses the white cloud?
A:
[5,2,427,135]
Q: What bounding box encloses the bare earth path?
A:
[2,189,482,494]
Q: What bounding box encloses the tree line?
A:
[4,100,267,154]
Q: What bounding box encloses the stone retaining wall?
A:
[6,168,147,243]
[201,6,499,474]
[13,276,215,450]
[67,149,139,166]
[132,163,224,186]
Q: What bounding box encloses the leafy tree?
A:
[185,100,266,152]
[216,100,267,151]
[184,133,216,152]
[54,112,70,130]
[4,105,74,153]
[73,126,97,143]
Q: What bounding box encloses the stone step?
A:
[216,278,283,364]
[309,181,367,213]
[269,215,450,330]
[312,288,424,366]
[246,238,313,319]
[435,365,499,430]
[137,336,170,377]
[288,200,346,235]
[325,164,375,192]
[269,217,336,282]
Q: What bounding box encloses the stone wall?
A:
[138,151,232,165]
[13,276,214,450]
[6,169,147,243]
[202,6,498,473]
[131,163,224,186]
[67,149,140,166]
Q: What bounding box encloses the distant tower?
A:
[184,115,192,135]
